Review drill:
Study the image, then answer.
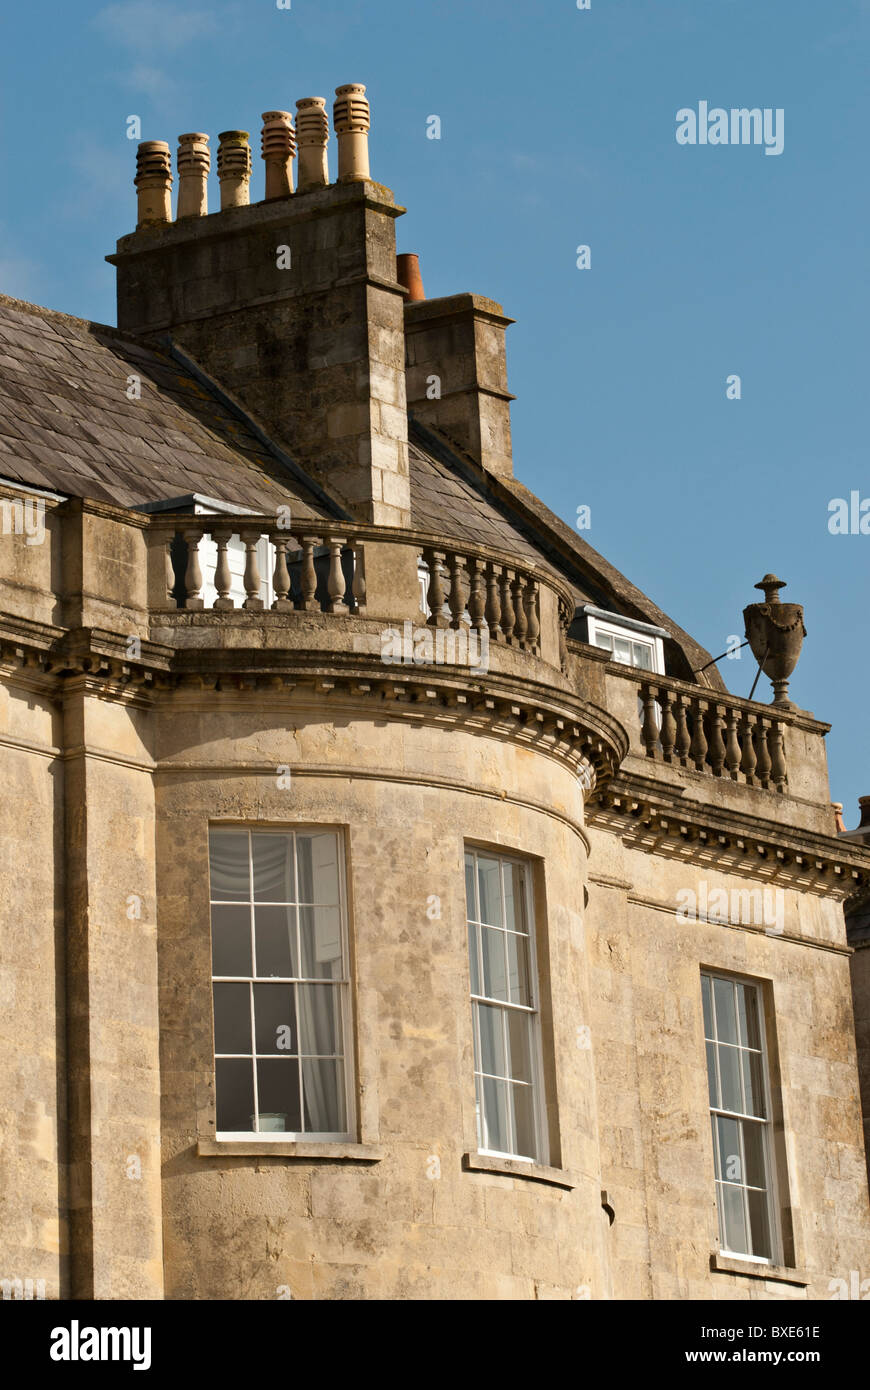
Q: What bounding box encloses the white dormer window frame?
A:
[582,606,666,676]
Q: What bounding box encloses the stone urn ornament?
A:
[743,574,806,709]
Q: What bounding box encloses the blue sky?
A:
[1,0,867,823]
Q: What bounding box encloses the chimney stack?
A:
[135,141,172,227]
[261,111,296,199]
[295,97,330,190]
[333,83,370,182]
[404,295,516,478]
[111,84,411,527]
[176,133,210,219]
[217,130,251,209]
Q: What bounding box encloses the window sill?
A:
[462,1152,575,1189]
[197,1139,384,1161]
[710,1252,809,1286]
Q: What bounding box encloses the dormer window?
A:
[581,606,666,676]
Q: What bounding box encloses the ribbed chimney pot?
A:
[217,130,252,209]
[135,140,173,228]
[176,133,210,219]
[333,83,371,182]
[261,111,296,200]
[295,97,330,190]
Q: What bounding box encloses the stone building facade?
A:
[2,88,870,1301]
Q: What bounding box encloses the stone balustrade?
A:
[419,545,542,655]
[638,678,788,792]
[158,521,365,614]
[146,516,564,666]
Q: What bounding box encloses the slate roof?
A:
[0,293,721,685]
[0,296,331,518]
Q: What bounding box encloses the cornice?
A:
[0,620,628,787]
[587,771,870,900]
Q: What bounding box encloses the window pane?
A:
[710,1114,720,1179]
[211,904,252,976]
[216,1057,254,1131]
[738,984,763,1051]
[512,1083,537,1160]
[481,1075,511,1153]
[464,855,476,918]
[742,1120,767,1190]
[477,857,503,927]
[297,984,342,1056]
[299,906,343,979]
[302,1058,345,1133]
[468,923,481,995]
[506,930,531,1006]
[594,631,613,653]
[701,974,714,1039]
[209,830,250,901]
[482,926,509,1001]
[705,1041,719,1108]
[747,1188,772,1260]
[715,1114,743,1184]
[213,982,251,1055]
[718,1044,743,1114]
[613,635,632,663]
[507,1008,533,1083]
[713,977,738,1045]
[255,905,297,977]
[256,1058,302,1132]
[632,641,653,671]
[478,1002,507,1078]
[503,863,527,934]
[297,833,340,905]
[742,1050,767,1119]
[719,1180,748,1255]
[253,982,297,1055]
[252,833,295,902]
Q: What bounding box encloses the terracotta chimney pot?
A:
[176,133,210,219]
[135,141,173,227]
[217,130,252,209]
[333,83,371,182]
[295,98,330,190]
[397,253,425,302]
[261,111,296,199]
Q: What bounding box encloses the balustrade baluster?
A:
[271,534,293,611]
[448,552,469,628]
[182,528,204,610]
[708,705,726,776]
[689,698,708,770]
[659,691,677,761]
[740,713,757,783]
[212,528,234,609]
[424,549,451,628]
[468,558,487,632]
[239,529,264,610]
[754,721,772,787]
[769,722,787,791]
[725,707,742,779]
[674,695,691,763]
[299,538,318,610]
[524,579,540,652]
[326,537,348,614]
[640,685,661,757]
[499,569,516,642]
[485,563,503,640]
[511,574,528,646]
